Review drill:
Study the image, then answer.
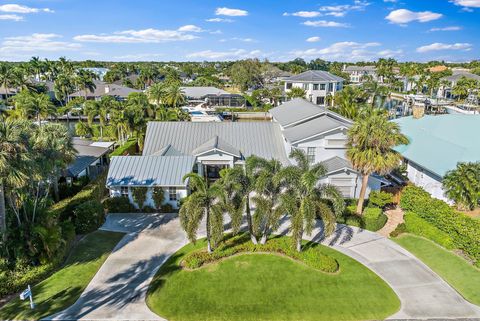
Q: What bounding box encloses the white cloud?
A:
[177,25,203,32]
[303,20,349,27]
[326,11,346,17]
[0,33,80,55]
[215,7,248,16]
[186,49,263,60]
[429,26,462,32]
[451,0,480,8]
[306,36,321,42]
[416,42,472,53]
[283,11,321,18]
[0,4,53,13]
[74,28,199,43]
[113,53,165,61]
[383,0,397,2]
[0,14,23,21]
[206,18,233,22]
[386,9,442,25]
[318,1,370,15]
[291,41,402,61]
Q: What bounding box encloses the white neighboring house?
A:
[68,80,141,101]
[437,72,480,99]
[270,98,385,198]
[284,70,344,106]
[393,114,480,202]
[343,65,380,83]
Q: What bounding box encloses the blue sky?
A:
[0,0,479,62]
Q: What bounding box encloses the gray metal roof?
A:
[66,138,112,177]
[321,156,354,174]
[106,156,196,187]
[180,86,230,99]
[192,136,241,157]
[343,65,376,72]
[442,72,480,83]
[285,70,344,83]
[69,80,141,98]
[283,114,349,143]
[269,98,326,128]
[142,122,290,164]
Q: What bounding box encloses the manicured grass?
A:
[394,234,480,306]
[147,236,400,321]
[0,230,124,320]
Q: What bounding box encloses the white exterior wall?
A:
[285,81,342,106]
[294,130,348,163]
[405,161,447,202]
[108,186,188,210]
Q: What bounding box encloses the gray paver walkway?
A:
[45,213,480,321]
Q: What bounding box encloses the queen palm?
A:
[278,149,344,251]
[333,86,367,120]
[75,70,97,101]
[147,82,166,117]
[179,173,224,253]
[54,73,75,106]
[13,91,56,124]
[347,114,408,214]
[443,162,480,211]
[163,85,186,108]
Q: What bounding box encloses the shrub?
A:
[368,190,394,208]
[152,187,165,209]
[390,223,406,237]
[403,212,455,249]
[103,197,136,213]
[400,185,480,265]
[110,139,137,157]
[143,205,157,213]
[132,187,148,209]
[363,207,388,231]
[73,200,104,234]
[160,203,174,213]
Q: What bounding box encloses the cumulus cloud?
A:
[0,14,23,21]
[416,42,472,53]
[177,25,204,32]
[318,1,370,15]
[306,36,321,42]
[0,33,80,55]
[451,0,480,8]
[206,18,233,22]
[386,9,442,25]
[74,28,200,43]
[429,26,462,32]
[303,20,349,27]
[0,4,53,13]
[291,41,402,61]
[215,7,248,16]
[186,49,263,60]
[113,53,165,61]
[283,11,321,18]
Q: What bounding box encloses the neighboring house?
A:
[270,98,384,198]
[79,67,110,81]
[284,70,344,106]
[106,122,289,209]
[393,114,480,202]
[0,86,18,100]
[68,80,141,101]
[65,138,114,181]
[180,86,245,108]
[438,72,480,99]
[343,65,380,83]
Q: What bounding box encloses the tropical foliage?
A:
[443,162,480,210]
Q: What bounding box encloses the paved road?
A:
[45,213,480,321]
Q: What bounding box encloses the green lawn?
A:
[147,237,400,321]
[0,230,124,320]
[394,234,480,306]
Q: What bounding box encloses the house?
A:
[343,65,380,83]
[283,70,344,106]
[180,86,245,108]
[68,80,141,101]
[438,72,480,99]
[106,122,289,209]
[269,98,384,198]
[79,67,110,81]
[65,138,114,181]
[392,114,480,202]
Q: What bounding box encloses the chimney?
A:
[412,105,425,119]
[104,85,110,94]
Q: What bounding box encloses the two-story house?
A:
[284,70,344,106]
[343,65,380,83]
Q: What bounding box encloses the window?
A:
[330,178,353,198]
[328,83,334,91]
[307,147,316,163]
[320,83,326,90]
[303,83,309,90]
[286,82,292,89]
[316,96,325,105]
[169,187,177,201]
[326,139,347,148]
[120,186,129,197]
[313,83,319,90]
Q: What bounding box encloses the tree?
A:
[363,80,389,108]
[443,162,480,211]
[13,91,56,124]
[278,149,344,251]
[452,77,478,100]
[286,87,306,99]
[346,114,408,214]
[333,86,368,120]
[179,173,224,253]
[229,59,264,91]
[147,82,165,106]
[0,63,15,98]
[54,73,75,106]
[75,69,97,100]
[162,85,186,108]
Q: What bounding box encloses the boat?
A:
[445,104,480,115]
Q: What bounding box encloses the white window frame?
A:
[169,187,177,201]
[307,147,316,164]
[120,186,129,197]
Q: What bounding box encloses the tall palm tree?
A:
[163,85,186,108]
[0,119,32,233]
[333,86,368,120]
[54,73,75,106]
[179,173,224,253]
[75,70,97,101]
[286,87,306,99]
[443,162,480,211]
[347,114,408,214]
[13,91,56,124]
[278,149,344,251]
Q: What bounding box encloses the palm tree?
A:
[333,86,368,120]
[443,162,480,211]
[287,87,306,99]
[347,114,408,214]
[163,85,186,108]
[54,73,75,106]
[0,119,32,233]
[13,91,56,124]
[0,63,15,98]
[363,80,389,108]
[179,173,224,253]
[147,82,166,116]
[29,56,44,81]
[278,149,344,251]
[75,70,97,101]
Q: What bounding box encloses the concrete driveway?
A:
[46,213,480,321]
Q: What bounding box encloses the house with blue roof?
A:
[393,114,480,201]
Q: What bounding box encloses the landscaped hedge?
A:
[182,234,339,273]
[109,139,137,157]
[403,212,455,249]
[400,185,480,265]
[73,200,104,234]
[103,197,136,213]
[336,205,388,232]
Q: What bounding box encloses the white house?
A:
[284,70,344,106]
[393,114,480,202]
[343,65,380,83]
